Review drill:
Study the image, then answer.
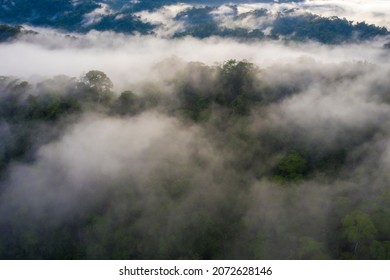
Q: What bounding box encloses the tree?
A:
[274,151,307,182]
[297,236,330,259]
[215,60,259,114]
[342,210,377,257]
[82,70,113,93]
[80,70,113,104]
[112,91,138,116]
[0,24,22,42]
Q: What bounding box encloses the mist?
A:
[220,0,390,28]
[1,0,390,260]
[1,28,389,91]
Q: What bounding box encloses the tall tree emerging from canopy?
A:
[80,70,114,104]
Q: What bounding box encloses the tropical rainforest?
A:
[0,0,390,260]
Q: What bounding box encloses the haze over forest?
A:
[1,0,390,259]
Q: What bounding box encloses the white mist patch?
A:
[236,2,298,15]
[211,4,236,17]
[232,1,390,29]
[136,4,192,37]
[253,59,390,149]
[71,0,82,6]
[216,7,274,31]
[0,112,206,219]
[82,3,113,26]
[1,30,390,91]
[37,113,183,184]
[299,0,390,28]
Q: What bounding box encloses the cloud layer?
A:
[1,0,390,260]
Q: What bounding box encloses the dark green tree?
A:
[274,151,307,182]
[215,60,259,115]
[112,91,138,116]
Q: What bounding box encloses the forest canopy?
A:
[1,58,390,259]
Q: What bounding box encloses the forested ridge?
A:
[0,0,389,46]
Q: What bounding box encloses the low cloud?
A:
[1,1,390,260]
[1,29,389,92]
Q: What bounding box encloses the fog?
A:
[1,29,389,91]
[1,0,390,260]
[134,1,390,32]
[303,0,390,28]
[232,0,390,28]
[136,4,192,37]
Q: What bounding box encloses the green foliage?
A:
[171,59,262,120]
[82,70,113,93]
[0,75,84,177]
[79,70,114,104]
[179,89,211,121]
[175,25,265,40]
[0,24,22,42]
[1,60,390,260]
[174,6,265,40]
[0,0,152,34]
[87,14,153,35]
[369,240,390,260]
[274,151,307,182]
[51,1,100,30]
[342,211,377,244]
[25,95,81,121]
[341,210,377,258]
[272,14,389,44]
[215,59,259,114]
[176,6,215,25]
[297,236,330,259]
[0,1,388,43]
[111,91,138,116]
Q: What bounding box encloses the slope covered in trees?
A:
[0,0,388,45]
